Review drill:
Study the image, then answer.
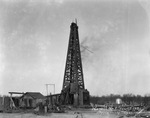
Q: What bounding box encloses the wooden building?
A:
[20,92,45,108]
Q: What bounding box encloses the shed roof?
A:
[21,92,45,99]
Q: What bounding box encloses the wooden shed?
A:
[20,92,45,108]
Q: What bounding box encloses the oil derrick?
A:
[61,22,90,106]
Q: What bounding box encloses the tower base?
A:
[79,89,90,106]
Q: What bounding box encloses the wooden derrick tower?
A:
[61,22,90,106]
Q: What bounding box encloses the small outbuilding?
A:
[20,92,45,108]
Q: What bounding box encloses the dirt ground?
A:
[0,109,136,118]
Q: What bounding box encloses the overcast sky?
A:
[0,0,150,96]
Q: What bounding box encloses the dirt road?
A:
[0,113,115,118]
[0,109,136,118]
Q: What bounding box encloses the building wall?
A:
[20,95,36,108]
[0,97,3,111]
[20,95,45,108]
[0,97,11,111]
